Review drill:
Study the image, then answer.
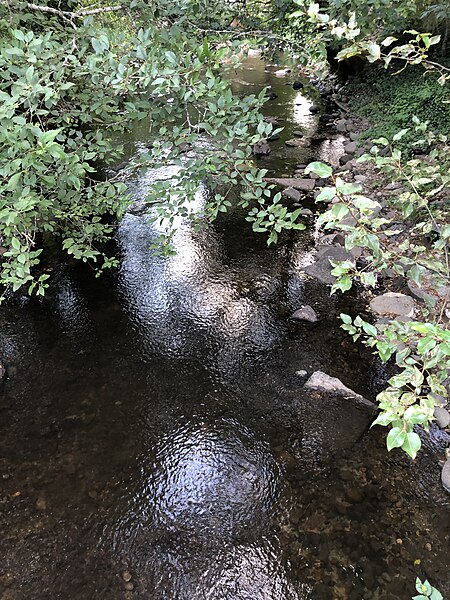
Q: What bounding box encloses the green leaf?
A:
[393,129,409,142]
[316,187,336,202]
[386,427,406,451]
[304,161,332,178]
[402,431,421,459]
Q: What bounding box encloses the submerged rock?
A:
[304,371,374,410]
[442,459,450,494]
[292,80,303,90]
[252,141,271,156]
[370,292,415,318]
[434,407,450,429]
[292,305,319,323]
[285,138,311,148]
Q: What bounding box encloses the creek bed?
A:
[0,56,449,600]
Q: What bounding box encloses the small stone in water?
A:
[124,582,134,591]
[122,571,132,582]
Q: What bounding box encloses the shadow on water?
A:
[0,56,449,600]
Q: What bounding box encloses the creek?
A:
[0,56,449,600]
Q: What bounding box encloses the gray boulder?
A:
[292,305,319,323]
[370,292,415,318]
[434,407,450,429]
[304,246,353,285]
[304,371,375,410]
[442,459,450,494]
[282,187,301,202]
[266,177,315,192]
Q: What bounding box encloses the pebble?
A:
[124,582,134,591]
[36,496,47,511]
[122,571,132,582]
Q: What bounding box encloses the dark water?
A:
[0,56,449,600]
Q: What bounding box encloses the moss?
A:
[345,65,450,155]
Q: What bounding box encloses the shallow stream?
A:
[0,56,449,600]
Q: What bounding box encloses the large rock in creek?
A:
[370,292,415,318]
[303,246,353,285]
[434,407,450,429]
[266,177,315,192]
[291,305,319,323]
[299,371,376,458]
[304,371,375,410]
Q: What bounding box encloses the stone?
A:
[265,89,278,100]
[441,459,450,493]
[301,208,313,216]
[370,292,415,318]
[319,233,345,246]
[339,153,353,165]
[266,177,315,192]
[336,119,347,132]
[304,246,353,285]
[36,496,47,511]
[292,130,304,137]
[295,370,308,378]
[309,103,320,114]
[252,141,271,156]
[264,116,279,125]
[354,174,367,183]
[344,141,357,154]
[304,371,375,409]
[268,133,280,141]
[292,305,318,323]
[285,138,311,148]
[282,187,301,202]
[292,80,303,90]
[407,280,436,304]
[122,571,132,583]
[384,182,403,191]
[0,363,5,380]
[349,132,359,141]
[434,407,450,429]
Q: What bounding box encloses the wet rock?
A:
[266,177,315,192]
[282,187,301,202]
[265,89,278,100]
[274,68,291,76]
[370,292,415,318]
[304,246,353,285]
[252,141,271,156]
[285,138,311,148]
[301,208,314,216]
[441,459,450,493]
[268,133,280,141]
[264,116,279,125]
[336,119,347,132]
[292,130,304,137]
[292,305,319,323]
[309,103,320,114]
[304,371,375,409]
[407,280,436,304]
[349,132,359,141]
[339,153,353,165]
[434,407,450,429]
[344,141,357,154]
[319,113,337,123]
[292,80,303,90]
[318,233,345,246]
[354,174,367,183]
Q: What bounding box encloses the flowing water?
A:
[0,56,449,600]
